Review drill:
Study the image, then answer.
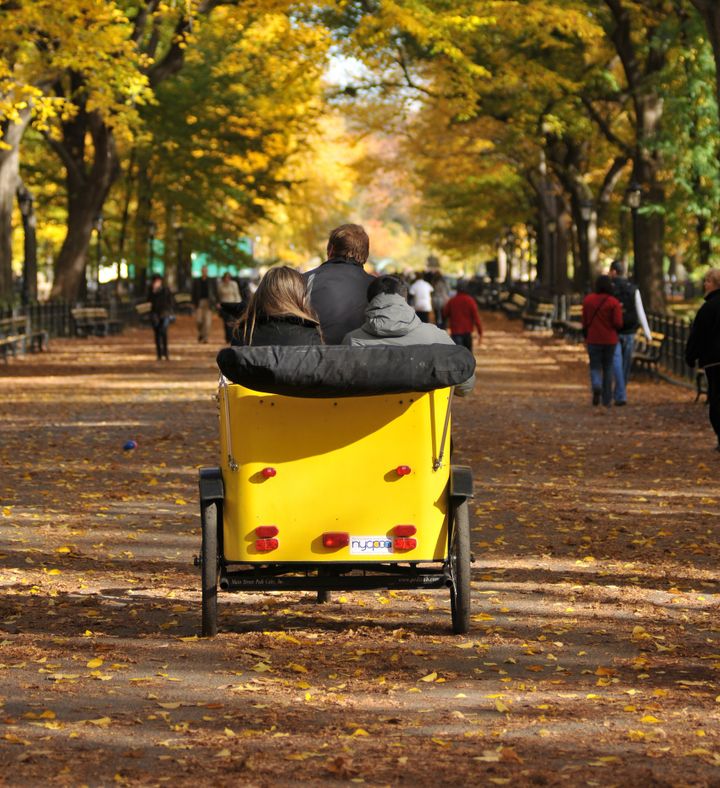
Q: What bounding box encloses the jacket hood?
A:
[362,293,421,337]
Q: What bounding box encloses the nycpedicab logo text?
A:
[350,536,393,555]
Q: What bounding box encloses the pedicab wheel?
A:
[201,502,220,637]
[449,499,471,635]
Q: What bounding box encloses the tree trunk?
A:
[0,110,31,300]
[603,0,667,312]
[49,108,119,301]
[17,180,37,303]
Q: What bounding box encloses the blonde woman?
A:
[233,266,322,346]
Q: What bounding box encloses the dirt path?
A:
[0,313,718,786]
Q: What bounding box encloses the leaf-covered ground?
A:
[0,313,718,786]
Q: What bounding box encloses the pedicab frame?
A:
[198,346,474,636]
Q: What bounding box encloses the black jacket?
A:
[685,288,720,368]
[148,286,174,319]
[231,315,322,347]
[304,257,375,345]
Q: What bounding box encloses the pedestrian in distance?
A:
[147,273,174,361]
[342,275,475,395]
[442,281,483,351]
[684,268,720,452]
[582,275,623,407]
[233,266,322,346]
[191,265,216,343]
[609,260,652,406]
[430,271,450,329]
[303,223,375,344]
[217,272,242,344]
[408,272,434,323]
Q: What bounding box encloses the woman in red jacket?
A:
[582,275,623,406]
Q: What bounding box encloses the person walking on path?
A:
[147,273,174,361]
[233,266,322,346]
[303,224,375,344]
[582,275,623,407]
[409,273,433,323]
[217,272,242,344]
[430,271,451,328]
[442,281,483,351]
[191,265,215,343]
[609,260,652,405]
[342,275,475,395]
[685,268,720,451]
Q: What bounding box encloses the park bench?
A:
[174,292,194,314]
[631,330,665,380]
[0,315,49,362]
[71,307,122,337]
[499,292,528,319]
[553,304,584,342]
[522,300,555,331]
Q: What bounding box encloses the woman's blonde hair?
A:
[237,266,320,344]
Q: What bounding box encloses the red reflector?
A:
[393,537,417,551]
[322,532,350,549]
[256,525,279,538]
[255,538,278,552]
[261,467,277,478]
[396,465,411,476]
[394,525,417,537]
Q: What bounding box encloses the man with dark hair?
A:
[342,275,475,394]
[304,224,374,344]
[609,260,652,405]
[685,268,720,451]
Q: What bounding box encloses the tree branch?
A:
[580,96,632,155]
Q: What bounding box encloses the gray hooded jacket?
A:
[342,293,475,394]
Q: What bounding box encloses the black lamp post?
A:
[173,222,184,290]
[546,219,557,293]
[579,200,593,288]
[626,181,642,276]
[148,219,156,273]
[93,213,103,300]
[18,188,35,305]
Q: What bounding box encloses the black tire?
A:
[449,499,471,634]
[316,589,331,604]
[201,501,220,637]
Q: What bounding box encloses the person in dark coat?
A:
[685,268,720,450]
[232,266,322,346]
[147,273,174,361]
[303,224,375,344]
[582,275,623,407]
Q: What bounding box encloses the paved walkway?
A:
[0,313,718,786]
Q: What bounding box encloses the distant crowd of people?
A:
[146,224,482,395]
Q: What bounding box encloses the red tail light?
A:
[394,525,416,537]
[393,537,417,551]
[322,532,350,549]
[261,467,277,479]
[396,465,411,476]
[256,526,278,538]
[255,538,278,552]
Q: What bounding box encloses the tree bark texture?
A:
[603,0,667,313]
[49,107,119,301]
[0,110,31,300]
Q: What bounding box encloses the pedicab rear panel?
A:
[219,384,451,563]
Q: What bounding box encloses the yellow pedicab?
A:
[198,344,475,635]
